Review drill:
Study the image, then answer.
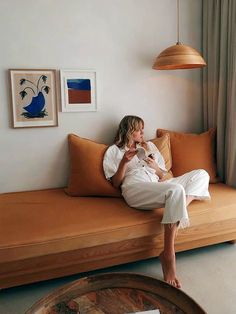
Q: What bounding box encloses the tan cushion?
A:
[156,128,218,183]
[65,134,121,197]
[151,133,173,180]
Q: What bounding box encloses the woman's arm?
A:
[111,159,128,188]
[145,141,167,180]
[111,149,136,188]
[145,156,165,179]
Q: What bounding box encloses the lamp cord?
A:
[177,0,180,44]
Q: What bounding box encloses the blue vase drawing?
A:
[23,92,45,117]
[19,75,50,119]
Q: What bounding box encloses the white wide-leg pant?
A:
[122,169,210,228]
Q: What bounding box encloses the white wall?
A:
[0,0,203,193]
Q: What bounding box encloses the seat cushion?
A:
[0,189,163,262]
[1,184,236,263]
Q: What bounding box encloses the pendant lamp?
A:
[152,0,206,70]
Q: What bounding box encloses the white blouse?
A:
[103,141,167,188]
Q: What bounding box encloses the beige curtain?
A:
[203,0,236,187]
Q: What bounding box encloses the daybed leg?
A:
[228,240,236,244]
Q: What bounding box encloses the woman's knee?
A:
[189,169,210,182]
[197,169,210,181]
[166,183,185,198]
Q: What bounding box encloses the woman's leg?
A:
[159,223,180,288]
[168,169,210,201]
[160,195,195,288]
[122,182,189,288]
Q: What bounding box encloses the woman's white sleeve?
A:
[103,145,120,180]
[157,151,168,172]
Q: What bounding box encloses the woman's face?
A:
[131,123,144,143]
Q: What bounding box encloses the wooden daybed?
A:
[0,183,236,289]
[1,131,236,289]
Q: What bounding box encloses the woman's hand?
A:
[122,148,137,163]
[145,157,164,179]
[145,156,158,169]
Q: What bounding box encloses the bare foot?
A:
[159,251,181,288]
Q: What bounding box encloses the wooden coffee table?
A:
[26,273,206,314]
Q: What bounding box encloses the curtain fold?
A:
[203,0,236,187]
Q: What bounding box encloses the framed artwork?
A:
[9,69,58,128]
[60,69,97,112]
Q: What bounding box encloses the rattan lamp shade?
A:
[152,42,206,70]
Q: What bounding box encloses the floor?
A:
[0,242,235,314]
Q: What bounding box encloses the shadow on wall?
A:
[93,118,118,144]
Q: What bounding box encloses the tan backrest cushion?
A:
[151,133,173,180]
[65,134,121,197]
[156,128,218,183]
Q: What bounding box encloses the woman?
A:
[103,115,210,288]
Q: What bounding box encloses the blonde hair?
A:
[114,115,147,148]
